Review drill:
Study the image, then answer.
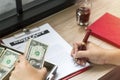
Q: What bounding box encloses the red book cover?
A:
[87,13,120,48]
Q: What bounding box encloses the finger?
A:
[18,55,27,64]
[14,55,28,68]
[76,59,86,66]
[9,76,13,80]
[38,67,47,75]
[76,41,82,46]
[76,59,83,65]
[74,51,89,63]
[75,50,89,59]
[71,49,74,57]
[11,70,15,75]
[74,42,79,53]
[14,60,19,67]
[71,44,75,57]
[9,76,16,80]
[38,67,47,80]
[71,42,80,57]
[14,55,21,67]
[10,70,16,80]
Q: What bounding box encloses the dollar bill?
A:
[0,66,10,80]
[0,47,5,57]
[0,49,20,69]
[25,39,48,69]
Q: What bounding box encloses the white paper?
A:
[2,23,90,80]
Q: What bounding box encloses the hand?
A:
[10,55,47,80]
[71,41,114,65]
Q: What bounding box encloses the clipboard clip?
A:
[14,27,40,38]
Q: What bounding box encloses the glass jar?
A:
[76,0,92,26]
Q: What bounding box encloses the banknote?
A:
[0,66,9,80]
[0,49,20,69]
[0,45,22,80]
[25,39,48,69]
[0,47,5,57]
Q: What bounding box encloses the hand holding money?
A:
[10,55,47,80]
[0,39,48,80]
[25,39,48,69]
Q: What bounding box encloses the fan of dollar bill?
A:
[0,47,20,80]
[0,39,48,80]
[25,39,48,69]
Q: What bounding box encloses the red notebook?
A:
[87,13,120,48]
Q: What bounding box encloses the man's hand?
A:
[10,55,47,80]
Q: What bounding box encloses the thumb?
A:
[38,67,47,76]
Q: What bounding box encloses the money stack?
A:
[0,46,20,80]
[0,39,48,80]
[25,39,48,69]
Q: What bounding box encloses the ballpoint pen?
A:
[75,29,91,65]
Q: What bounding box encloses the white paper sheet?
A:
[2,23,90,80]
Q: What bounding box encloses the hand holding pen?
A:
[71,29,91,66]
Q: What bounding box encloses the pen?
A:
[76,29,91,64]
[79,29,91,50]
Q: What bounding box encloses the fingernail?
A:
[81,61,86,66]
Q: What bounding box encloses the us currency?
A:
[0,47,5,57]
[0,66,10,80]
[0,49,20,80]
[0,49,20,69]
[25,39,48,69]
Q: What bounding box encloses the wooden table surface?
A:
[3,0,120,80]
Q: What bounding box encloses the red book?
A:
[87,13,120,48]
